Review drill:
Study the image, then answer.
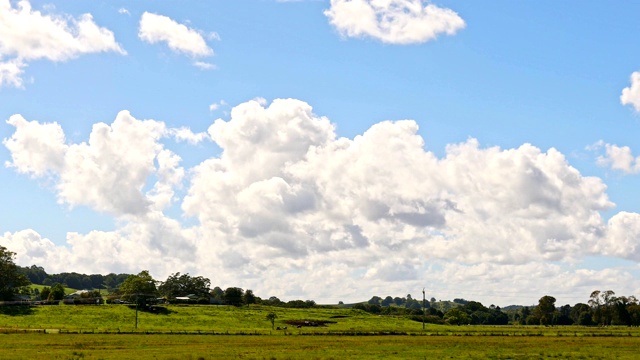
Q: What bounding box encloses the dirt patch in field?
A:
[284,320,338,327]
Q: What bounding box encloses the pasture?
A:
[2,305,640,359]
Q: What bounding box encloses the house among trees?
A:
[175,294,198,301]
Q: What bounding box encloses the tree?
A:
[554,304,573,325]
[589,290,617,325]
[534,296,557,325]
[0,246,31,301]
[571,303,592,325]
[223,287,244,306]
[49,283,65,301]
[381,296,393,307]
[119,270,158,305]
[612,296,633,326]
[368,296,382,305]
[243,289,256,305]
[158,272,211,299]
[20,265,47,284]
[39,287,51,301]
[444,308,471,325]
[519,306,531,325]
[266,312,278,329]
[64,273,83,289]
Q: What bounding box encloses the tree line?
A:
[19,265,130,292]
[3,245,640,326]
[512,292,640,326]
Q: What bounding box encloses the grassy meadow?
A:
[3,304,640,359]
[29,284,79,295]
[2,333,640,359]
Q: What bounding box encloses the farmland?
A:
[2,305,640,359]
[2,333,640,359]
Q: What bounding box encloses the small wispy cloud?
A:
[194,61,217,70]
[209,100,227,111]
[593,141,640,174]
[139,12,213,57]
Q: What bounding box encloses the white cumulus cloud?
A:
[621,71,640,112]
[0,0,125,87]
[324,0,465,44]
[4,98,640,305]
[139,12,213,58]
[3,111,195,216]
[595,142,640,174]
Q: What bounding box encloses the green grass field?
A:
[2,305,640,359]
[1,333,639,359]
[29,284,79,295]
[0,304,424,333]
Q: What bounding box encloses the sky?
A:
[1,0,640,307]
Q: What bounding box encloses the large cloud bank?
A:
[3,98,640,304]
[0,0,125,87]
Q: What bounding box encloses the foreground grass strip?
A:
[1,333,640,359]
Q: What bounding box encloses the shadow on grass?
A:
[126,305,175,315]
[0,305,34,316]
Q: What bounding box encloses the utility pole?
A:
[135,294,139,329]
[422,288,426,330]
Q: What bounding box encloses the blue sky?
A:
[1,0,640,306]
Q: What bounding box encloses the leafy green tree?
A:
[39,287,51,301]
[381,296,393,307]
[612,296,635,325]
[64,273,83,289]
[210,286,224,304]
[223,287,244,306]
[88,274,104,289]
[266,312,277,329]
[368,296,382,305]
[553,304,573,325]
[0,246,31,301]
[519,306,531,325]
[571,303,592,325]
[19,265,47,284]
[264,296,282,306]
[243,289,256,305]
[48,283,65,301]
[444,308,471,325]
[158,272,211,299]
[534,295,557,325]
[589,290,617,325]
[589,290,603,324]
[119,270,158,305]
[628,302,640,326]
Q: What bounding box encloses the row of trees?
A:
[357,298,507,325]
[4,245,640,327]
[19,265,130,292]
[515,291,640,326]
[367,294,429,310]
[116,270,318,308]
